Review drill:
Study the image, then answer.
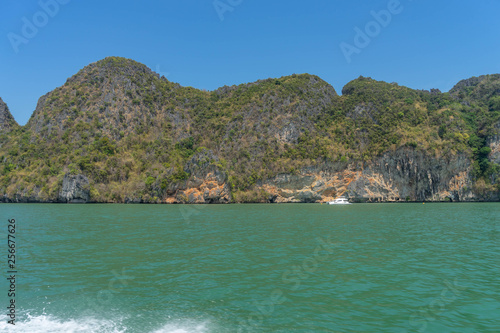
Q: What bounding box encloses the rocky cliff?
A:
[165,149,231,204]
[0,98,18,134]
[58,174,91,203]
[0,57,499,203]
[487,120,500,164]
[259,148,480,203]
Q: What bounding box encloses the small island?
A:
[0,57,499,204]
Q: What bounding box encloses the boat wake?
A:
[151,322,209,333]
[0,313,210,333]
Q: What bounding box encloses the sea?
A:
[0,203,499,332]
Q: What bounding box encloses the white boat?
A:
[328,196,351,205]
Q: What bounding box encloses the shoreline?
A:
[1,200,499,204]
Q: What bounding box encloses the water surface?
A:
[0,203,499,332]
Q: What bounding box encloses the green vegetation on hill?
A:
[0,57,499,202]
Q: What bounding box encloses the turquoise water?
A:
[0,203,499,332]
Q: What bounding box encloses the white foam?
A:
[151,321,209,333]
[0,314,126,333]
[0,314,211,333]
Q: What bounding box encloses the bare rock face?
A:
[165,149,231,204]
[260,148,477,203]
[486,121,500,189]
[487,120,500,164]
[58,174,90,203]
[348,149,474,202]
[0,98,18,133]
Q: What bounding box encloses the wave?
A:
[0,314,210,333]
[151,322,209,333]
[0,314,126,333]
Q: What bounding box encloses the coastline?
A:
[1,199,499,204]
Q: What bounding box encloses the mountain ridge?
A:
[1,56,499,203]
[5,56,499,125]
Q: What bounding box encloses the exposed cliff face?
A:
[0,98,18,133]
[163,149,231,203]
[258,148,478,203]
[487,121,500,164]
[352,148,474,201]
[58,174,90,203]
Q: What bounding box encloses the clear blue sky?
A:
[1,0,500,125]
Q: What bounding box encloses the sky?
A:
[1,0,500,125]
